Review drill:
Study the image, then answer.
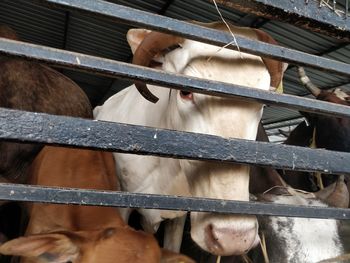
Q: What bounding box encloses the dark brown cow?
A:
[0,25,92,183]
[295,67,350,153]
[249,123,286,194]
[281,67,350,192]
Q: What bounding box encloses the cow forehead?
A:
[163,38,266,76]
[78,228,161,262]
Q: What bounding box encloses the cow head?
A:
[0,228,194,263]
[94,22,286,256]
[298,67,350,106]
[297,67,350,153]
[127,22,286,256]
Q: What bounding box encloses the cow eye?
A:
[180,90,193,100]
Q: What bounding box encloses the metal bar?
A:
[1,108,350,175]
[62,11,70,50]
[2,38,350,120]
[212,0,350,41]
[285,42,350,84]
[0,183,349,220]
[35,0,350,76]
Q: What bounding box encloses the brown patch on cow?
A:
[0,58,92,182]
[0,25,92,183]
[317,90,350,107]
[0,25,19,40]
[253,29,285,89]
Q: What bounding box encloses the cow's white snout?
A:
[191,213,259,256]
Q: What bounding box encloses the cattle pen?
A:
[0,0,350,262]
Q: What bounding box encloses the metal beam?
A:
[62,11,70,49]
[35,0,350,76]
[211,0,350,41]
[317,41,350,57]
[0,183,349,220]
[1,38,350,119]
[1,108,350,175]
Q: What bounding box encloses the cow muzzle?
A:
[190,213,259,256]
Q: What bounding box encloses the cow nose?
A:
[204,221,259,256]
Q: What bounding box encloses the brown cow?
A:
[0,25,92,183]
[0,146,194,263]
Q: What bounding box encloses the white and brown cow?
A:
[251,176,348,263]
[94,21,286,256]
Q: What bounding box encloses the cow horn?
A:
[297,67,321,97]
[314,175,349,208]
[132,32,184,103]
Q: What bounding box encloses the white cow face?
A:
[130,29,269,255]
[94,22,285,256]
[161,41,269,255]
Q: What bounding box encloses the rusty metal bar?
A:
[212,0,350,41]
[35,0,350,76]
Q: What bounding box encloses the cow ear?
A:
[0,233,79,263]
[127,29,152,54]
[315,175,349,208]
[0,232,7,244]
[253,29,287,90]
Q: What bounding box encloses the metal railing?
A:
[0,0,349,220]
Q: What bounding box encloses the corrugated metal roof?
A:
[165,0,244,22]
[1,0,349,143]
[66,13,131,60]
[0,0,66,48]
[108,0,168,13]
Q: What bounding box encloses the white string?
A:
[211,0,242,58]
[318,0,345,17]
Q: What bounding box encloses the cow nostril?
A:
[180,90,193,100]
